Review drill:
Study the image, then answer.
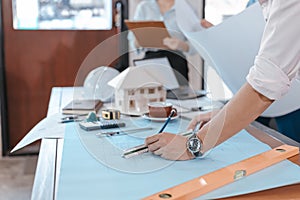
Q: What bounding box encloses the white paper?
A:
[175,2,300,117]
[11,113,65,153]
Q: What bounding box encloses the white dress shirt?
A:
[247,0,300,100]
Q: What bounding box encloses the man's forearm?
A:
[198,83,274,153]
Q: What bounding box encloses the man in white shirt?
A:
[145,0,300,160]
[246,0,300,142]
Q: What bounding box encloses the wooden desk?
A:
[31,87,300,200]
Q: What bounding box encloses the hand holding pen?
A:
[122,109,177,158]
[145,121,204,161]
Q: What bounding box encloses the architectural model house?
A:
[108,67,166,114]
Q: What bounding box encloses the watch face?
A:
[188,137,201,153]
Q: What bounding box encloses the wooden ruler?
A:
[143,145,299,200]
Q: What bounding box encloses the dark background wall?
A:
[0,0,9,155]
[1,0,128,155]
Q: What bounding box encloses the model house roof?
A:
[108,66,163,89]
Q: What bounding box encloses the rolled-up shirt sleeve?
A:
[246,0,300,100]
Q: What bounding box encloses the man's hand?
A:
[163,37,189,52]
[145,132,194,160]
[187,109,221,130]
[201,19,214,28]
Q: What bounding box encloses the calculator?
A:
[79,121,126,131]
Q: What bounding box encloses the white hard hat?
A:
[83,66,119,102]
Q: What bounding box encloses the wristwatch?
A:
[186,134,203,157]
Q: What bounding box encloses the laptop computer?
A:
[133,57,207,100]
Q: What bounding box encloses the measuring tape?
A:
[101,109,121,120]
[143,145,299,200]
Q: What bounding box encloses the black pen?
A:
[158,109,177,132]
[96,127,153,137]
[59,116,82,123]
[123,109,177,158]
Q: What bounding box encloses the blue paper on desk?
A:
[56,118,300,200]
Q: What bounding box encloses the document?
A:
[11,113,65,153]
[125,20,170,49]
[175,2,265,95]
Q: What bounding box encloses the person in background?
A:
[145,0,300,160]
[128,0,197,86]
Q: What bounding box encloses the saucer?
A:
[142,113,179,122]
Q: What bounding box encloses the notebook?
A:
[62,99,103,115]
